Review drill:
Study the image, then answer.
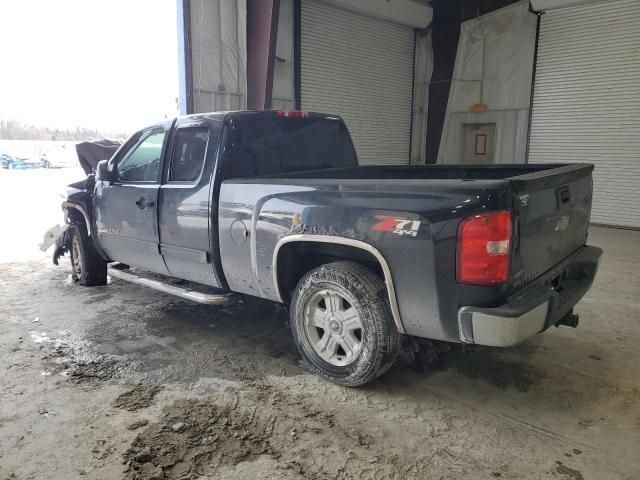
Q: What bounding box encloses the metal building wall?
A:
[529,0,640,228]
[300,1,416,165]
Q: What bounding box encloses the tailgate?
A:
[509,164,594,289]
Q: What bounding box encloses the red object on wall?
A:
[472,102,487,113]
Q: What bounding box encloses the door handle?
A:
[135,197,155,209]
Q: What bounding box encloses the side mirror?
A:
[96,160,115,182]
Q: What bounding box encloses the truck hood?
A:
[75,139,121,175]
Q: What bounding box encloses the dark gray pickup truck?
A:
[57,110,601,386]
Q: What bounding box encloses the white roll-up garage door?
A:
[529,0,640,228]
[301,1,415,165]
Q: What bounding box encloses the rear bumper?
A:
[458,245,602,347]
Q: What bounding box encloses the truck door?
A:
[93,123,170,274]
[158,120,223,287]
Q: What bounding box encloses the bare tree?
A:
[0,120,129,141]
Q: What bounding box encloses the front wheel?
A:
[69,223,107,286]
[290,261,401,387]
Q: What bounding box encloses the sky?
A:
[0,0,179,133]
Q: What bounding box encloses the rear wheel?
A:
[69,223,107,286]
[290,261,401,386]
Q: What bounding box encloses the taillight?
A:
[276,110,309,119]
[456,210,512,285]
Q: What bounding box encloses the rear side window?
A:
[169,127,210,182]
[226,116,357,179]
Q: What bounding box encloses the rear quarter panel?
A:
[218,178,511,341]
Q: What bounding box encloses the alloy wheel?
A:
[303,288,363,367]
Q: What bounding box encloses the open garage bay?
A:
[0,172,638,479]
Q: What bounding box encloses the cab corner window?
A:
[169,127,210,182]
[117,128,165,182]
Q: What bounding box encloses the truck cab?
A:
[93,116,222,286]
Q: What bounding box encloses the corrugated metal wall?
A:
[300,0,415,165]
[529,0,640,228]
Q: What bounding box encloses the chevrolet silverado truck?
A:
[56,110,602,386]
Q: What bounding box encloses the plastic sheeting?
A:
[272,0,296,110]
[411,30,433,164]
[190,0,247,113]
[437,1,537,164]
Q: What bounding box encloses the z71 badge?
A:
[371,215,422,237]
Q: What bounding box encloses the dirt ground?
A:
[0,173,639,479]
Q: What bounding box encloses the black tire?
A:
[69,223,107,286]
[290,261,401,387]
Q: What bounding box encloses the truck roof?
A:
[176,110,342,123]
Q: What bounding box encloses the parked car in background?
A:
[1,153,14,168]
[55,110,602,386]
[1,153,51,170]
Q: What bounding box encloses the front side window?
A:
[117,127,166,182]
[169,127,209,182]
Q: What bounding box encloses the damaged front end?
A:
[47,179,92,265]
[52,225,72,265]
[49,140,121,266]
[53,176,95,264]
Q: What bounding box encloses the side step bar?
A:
[107,264,237,305]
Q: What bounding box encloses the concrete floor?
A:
[0,224,638,479]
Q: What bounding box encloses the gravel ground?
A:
[0,170,638,479]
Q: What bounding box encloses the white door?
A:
[528,0,640,228]
[462,123,496,165]
[301,0,415,165]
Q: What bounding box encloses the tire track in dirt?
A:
[122,381,427,480]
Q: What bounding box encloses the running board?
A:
[107,264,237,305]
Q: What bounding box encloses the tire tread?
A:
[70,223,107,286]
[290,261,401,387]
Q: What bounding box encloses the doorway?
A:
[462,123,496,164]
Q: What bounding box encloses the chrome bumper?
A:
[457,245,602,347]
[458,301,549,347]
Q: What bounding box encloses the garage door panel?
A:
[301,0,414,165]
[529,0,640,228]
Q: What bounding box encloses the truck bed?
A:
[220,161,594,341]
